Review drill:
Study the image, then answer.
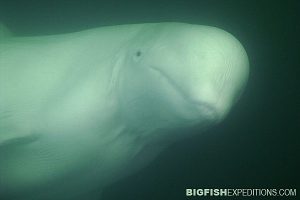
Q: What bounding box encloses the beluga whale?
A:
[0,22,249,200]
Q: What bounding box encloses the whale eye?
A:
[136,50,142,57]
[133,50,142,62]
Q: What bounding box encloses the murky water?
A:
[0,1,298,200]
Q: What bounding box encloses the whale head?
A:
[0,22,249,200]
[117,23,249,131]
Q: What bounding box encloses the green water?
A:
[0,0,298,200]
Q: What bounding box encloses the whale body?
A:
[0,22,249,200]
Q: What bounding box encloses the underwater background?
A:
[0,0,298,199]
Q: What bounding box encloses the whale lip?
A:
[193,101,219,121]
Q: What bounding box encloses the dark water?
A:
[0,0,299,199]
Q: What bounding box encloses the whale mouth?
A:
[148,65,219,121]
[193,102,219,121]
